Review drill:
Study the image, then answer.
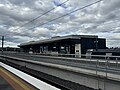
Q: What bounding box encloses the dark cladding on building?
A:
[18,35,106,56]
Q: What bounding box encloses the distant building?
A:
[18,35,106,57]
[0,47,20,52]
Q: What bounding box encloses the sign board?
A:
[75,44,81,57]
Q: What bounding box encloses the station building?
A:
[18,35,106,56]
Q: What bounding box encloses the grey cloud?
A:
[1,0,37,9]
[0,6,39,22]
[100,0,120,15]
[0,0,120,47]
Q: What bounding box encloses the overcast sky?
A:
[0,0,120,47]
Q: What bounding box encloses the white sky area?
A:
[0,0,120,47]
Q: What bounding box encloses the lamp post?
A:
[1,36,4,54]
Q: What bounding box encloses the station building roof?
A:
[19,35,98,47]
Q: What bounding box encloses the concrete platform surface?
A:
[0,76,14,90]
[0,62,60,90]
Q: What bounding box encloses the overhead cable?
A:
[29,0,102,30]
[14,0,69,30]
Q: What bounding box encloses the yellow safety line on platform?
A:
[0,67,31,90]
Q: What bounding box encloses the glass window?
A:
[44,46,48,51]
[60,46,65,49]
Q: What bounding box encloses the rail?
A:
[1,51,120,60]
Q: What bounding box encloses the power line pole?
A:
[1,36,4,54]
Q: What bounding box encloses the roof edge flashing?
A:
[19,35,100,46]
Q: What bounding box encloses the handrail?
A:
[0,51,120,60]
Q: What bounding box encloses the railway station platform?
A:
[0,66,38,90]
[0,62,60,90]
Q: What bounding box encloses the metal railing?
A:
[0,51,120,76]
